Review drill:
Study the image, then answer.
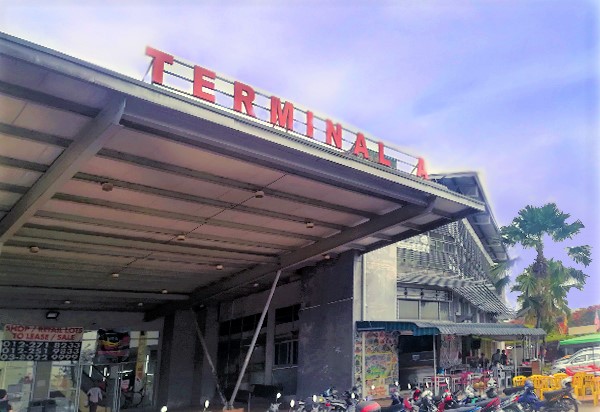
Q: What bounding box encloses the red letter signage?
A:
[377,142,391,167]
[416,157,429,179]
[145,47,174,85]
[353,133,369,159]
[325,120,343,149]
[306,111,314,138]
[233,81,257,117]
[193,66,216,103]
[270,97,294,130]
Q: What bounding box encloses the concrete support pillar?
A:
[198,305,220,403]
[33,362,52,400]
[297,251,357,396]
[264,308,275,385]
[157,310,198,410]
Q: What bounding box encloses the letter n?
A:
[326,120,343,149]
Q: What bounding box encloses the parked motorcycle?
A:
[268,392,283,412]
[518,379,579,412]
[498,387,524,412]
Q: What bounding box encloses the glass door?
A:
[0,361,34,412]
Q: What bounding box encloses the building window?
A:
[274,337,298,366]
[397,299,452,321]
[439,302,450,320]
[397,300,419,318]
[420,301,438,320]
[275,304,300,325]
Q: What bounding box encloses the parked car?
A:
[550,347,600,374]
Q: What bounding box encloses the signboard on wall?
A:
[96,329,130,363]
[1,325,83,361]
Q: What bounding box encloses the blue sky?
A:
[1,0,598,310]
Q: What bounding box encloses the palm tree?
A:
[500,203,591,330]
[511,259,587,330]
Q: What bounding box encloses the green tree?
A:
[500,203,592,331]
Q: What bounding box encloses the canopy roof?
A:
[0,33,484,320]
[559,333,600,347]
[356,320,546,339]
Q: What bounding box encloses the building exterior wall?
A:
[363,246,397,321]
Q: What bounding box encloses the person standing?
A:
[478,353,488,370]
[87,382,103,412]
[0,389,13,412]
[500,350,508,366]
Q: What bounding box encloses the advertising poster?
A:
[96,329,130,363]
[1,325,83,361]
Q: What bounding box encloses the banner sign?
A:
[96,329,130,362]
[4,325,84,341]
[145,47,430,179]
[1,325,83,361]
[0,340,81,361]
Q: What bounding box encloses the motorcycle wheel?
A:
[556,398,578,412]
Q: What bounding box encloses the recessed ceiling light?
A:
[64,300,71,305]
[216,264,224,270]
[161,289,168,294]
[176,234,186,241]
[305,221,315,229]
[254,190,265,199]
[253,283,259,287]
[137,302,144,307]
[111,273,120,278]
[101,182,114,192]
[29,246,40,253]
[323,254,331,260]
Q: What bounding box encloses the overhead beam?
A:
[0,122,378,220]
[0,96,126,244]
[0,183,322,243]
[0,285,188,301]
[73,173,348,231]
[17,226,278,259]
[97,148,377,219]
[0,79,99,117]
[32,211,294,251]
[50,192,323,242]
[146,203,430,320]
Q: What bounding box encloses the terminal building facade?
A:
[0,33,543,412]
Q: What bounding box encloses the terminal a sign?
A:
[145,47,429,179]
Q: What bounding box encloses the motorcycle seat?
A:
[472,399,492,408]
[541,389,568,400]
[502,387,523,395]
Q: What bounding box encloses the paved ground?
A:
[579,402,600,412]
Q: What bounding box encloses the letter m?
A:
[270,97,294,130]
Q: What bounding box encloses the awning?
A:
[356,320,546,339]
[0,33,486,318]
[398,273,515,317]
[559,333,600,347]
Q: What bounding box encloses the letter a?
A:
[353,133,369,159]
[416,157,429,179]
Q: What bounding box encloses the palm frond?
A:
[566,245,592,267]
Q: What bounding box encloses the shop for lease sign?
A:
[1,325,83,361]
